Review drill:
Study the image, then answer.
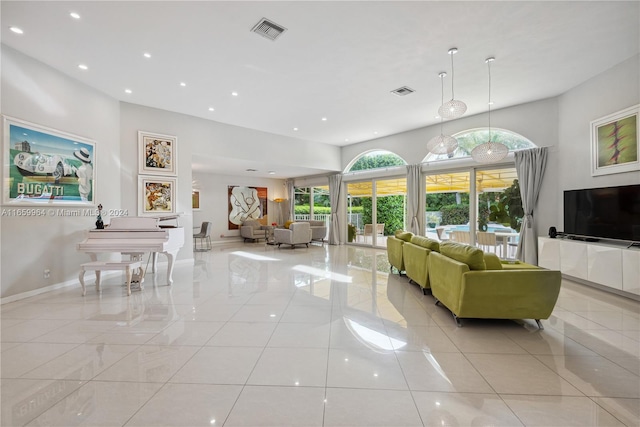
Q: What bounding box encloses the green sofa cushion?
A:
[410,235,440,252]
[440,241,486,270]
[483,253,503,270]
[394,230,414,242]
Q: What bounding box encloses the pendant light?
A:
[471,57,508,163]
[438,48,467,119]
[427,72,458,154]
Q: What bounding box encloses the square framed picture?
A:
[591,104,639,176]
[3,116,96,205]
[138,131,177,176]
[138,175,176,216]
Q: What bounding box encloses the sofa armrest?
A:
[459,269,561,319]
[428,252,469,314]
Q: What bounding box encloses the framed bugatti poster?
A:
[139,131,177,176]
[3,116,96,205]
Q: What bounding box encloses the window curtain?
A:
[514,147,548,264]
[285,179,295,222]
[328,173,343,245]
[406,164,422,235]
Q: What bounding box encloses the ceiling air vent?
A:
[391,86,416,96]
[251,18,287,41]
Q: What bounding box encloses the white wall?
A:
[341,97,559,171]
[555,54,640,231]
[1,46,121,299]
[190,118,342,175]
[193,172,285,243]
[119,103,198,261]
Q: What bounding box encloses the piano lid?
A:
[107,217,159,230]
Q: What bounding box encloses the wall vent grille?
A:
[391,86,416,96]
[251,18,287,41]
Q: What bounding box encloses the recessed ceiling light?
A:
[268,171,276,175]
[488,101,494,105]
[10,26,23,34]
[143,52,151,58]
[434,115,440,119]
[293,127,298,131]
[345,138,349,142]
[69,12,80,19]
[321,117,327,121]
[208,107,215,111]
[78,64,88,70]
[231,92,238,96]
[124,89,132,94]
[180,82,186,87]
[373,131,378,135]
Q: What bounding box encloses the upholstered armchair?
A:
[274,222,312,248]
[240,219,267,242]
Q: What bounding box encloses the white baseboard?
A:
[1,258,195,305]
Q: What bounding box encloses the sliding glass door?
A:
[346,177,406,248]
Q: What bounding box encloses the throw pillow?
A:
[440,241,486,270]
[483,253,503,270]
[284,220,293,229]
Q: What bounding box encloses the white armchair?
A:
[274,222,312,248]
[240,219,267,242]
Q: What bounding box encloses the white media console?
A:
[538,236,640,299]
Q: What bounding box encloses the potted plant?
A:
[348,223,356,242]
[489,179,524,232]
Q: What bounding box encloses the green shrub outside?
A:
[441,204,469,225]
[295,205,363,215]
[361,196,404,236]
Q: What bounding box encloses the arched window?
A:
[423,128,536,162]
[345,150,407,173]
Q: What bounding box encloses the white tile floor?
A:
[1,242,639,426]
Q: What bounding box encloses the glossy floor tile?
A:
[1,242,639,426]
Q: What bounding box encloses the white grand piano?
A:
[77,216,184,286]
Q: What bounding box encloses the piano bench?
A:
[79,261,143,296]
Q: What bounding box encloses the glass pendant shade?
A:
[471,56,508,163]
[427,134,458,155]
[471,141,508,163]
[428,71,458,155]
[438,99,467,119]
[438,48,467,119]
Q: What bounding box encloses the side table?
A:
[265,225,276,245]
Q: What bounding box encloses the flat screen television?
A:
[564,184,640,242]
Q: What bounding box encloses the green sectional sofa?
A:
[403,235,440,295]
[428,241,561,329]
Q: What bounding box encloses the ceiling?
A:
[2,1,639,178]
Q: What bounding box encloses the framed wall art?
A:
[591,104,639,176]
[192,189,200,211]
[228,185,267,229]
[139,175,176,216]
[138,131,177,176]
[3,116,96,205]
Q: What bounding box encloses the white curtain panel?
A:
[406,164,422,235]
[328,173,343,245]
[285,179,295,222]
[514,147,548,264]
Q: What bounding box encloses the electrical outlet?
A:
[43,269,50,279]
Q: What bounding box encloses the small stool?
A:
[79,261,143,296]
